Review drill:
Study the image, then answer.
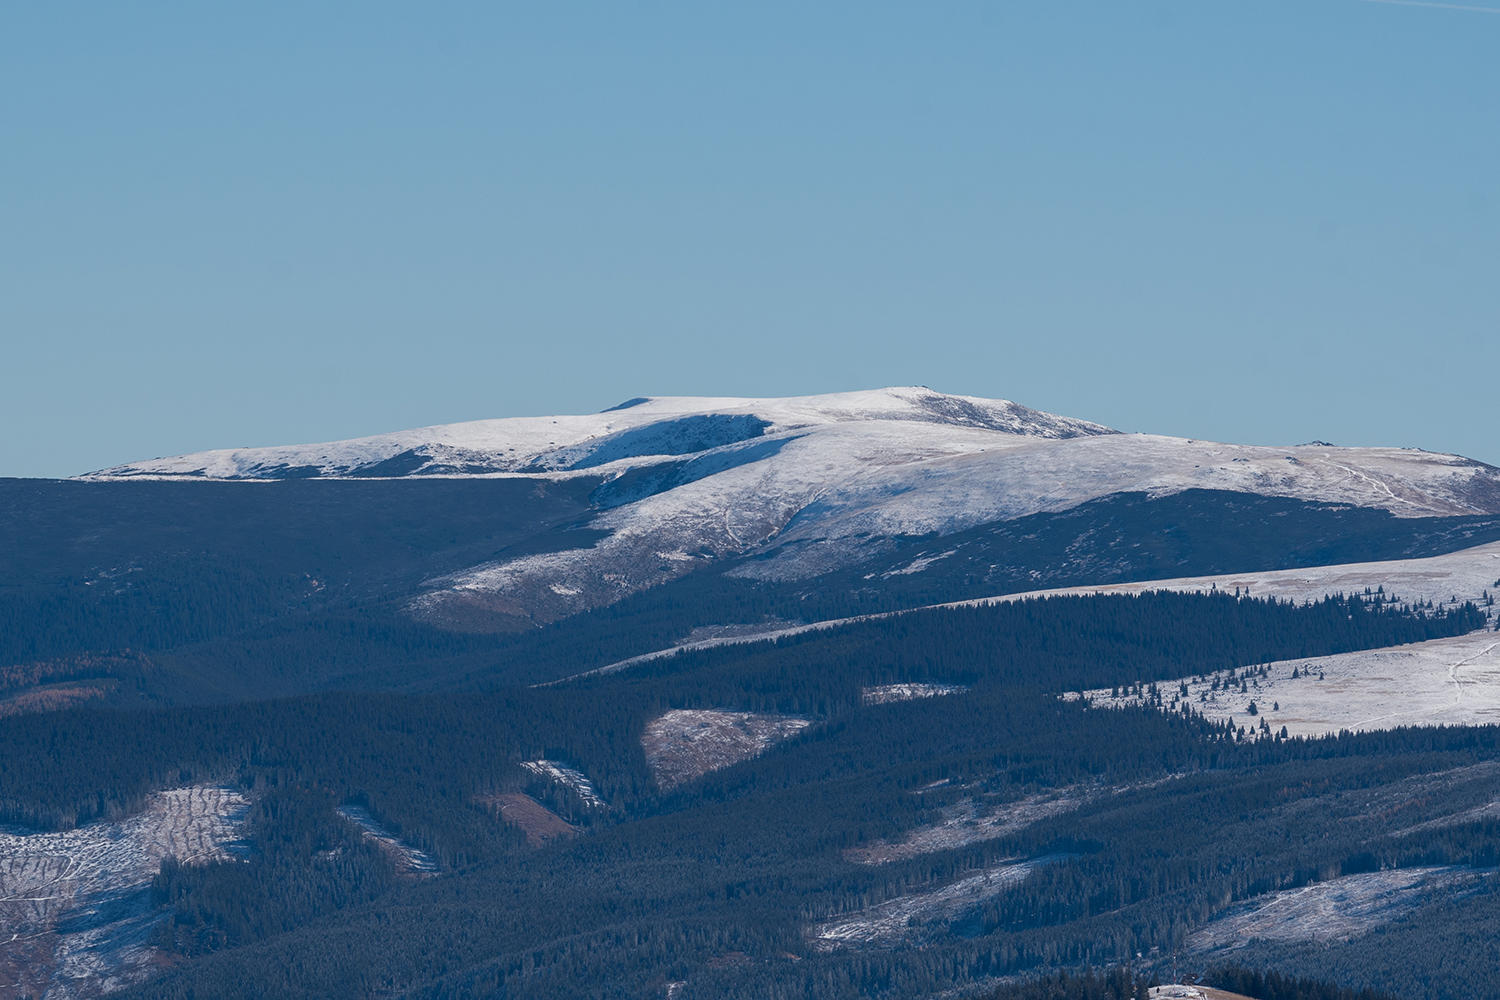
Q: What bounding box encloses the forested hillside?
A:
[1,590,1496,998]
[4,476,1499,710]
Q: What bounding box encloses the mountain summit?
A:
[78,387,1500,631]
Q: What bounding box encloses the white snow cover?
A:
[1075,630,1500,738]
[861,683,969,705]
[519,760,606,809]
[974,538,1500,614]
[552,541,1500,684]
[336,806,439,874]
[810,855,1063,949]
[641,709,812,790]
[1053,542,1500,737]
[81,387,1500,616]
[82,388,1111,481]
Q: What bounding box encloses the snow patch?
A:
[810,856,1062,949]
[845,790,1084,864]
[975,539,1500,619]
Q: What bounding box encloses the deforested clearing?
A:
[519,760,607,808]
[861,682,968,705]
[0,786,247,999]
[810,856,1060,950]
[474,792,579,847]
[336,806,439,874]
[1186,866,1494,953]
[1074,629,1500,737]
[642,709,812,790]
[845,790,1084,864]
[1150,988,1257,1000]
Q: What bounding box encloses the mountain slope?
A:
[78,387,1500,634]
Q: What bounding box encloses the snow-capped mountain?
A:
[82,387,1500,629]
[84,388,1113,481]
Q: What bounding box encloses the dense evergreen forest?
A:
[0,587,1496,998]
[4,478,1499,708]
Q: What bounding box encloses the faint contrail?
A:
[1353,0,1500,12]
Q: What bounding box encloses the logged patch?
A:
[519,760,607,809]
[337,806,440,874]
[642,710,812,790]
[845,790,1084,864]
[810,856,1061,949]
[1186,866,1494,952]
[475,793,579,847]
[861,682,968,705]
[0,786,248,999]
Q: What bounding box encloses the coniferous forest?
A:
[3,479,1500,998]
[0,586,1496,998]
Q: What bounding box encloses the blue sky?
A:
[2,1,1496,477]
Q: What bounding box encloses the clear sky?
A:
[2,1,1496,478]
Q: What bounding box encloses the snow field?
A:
[79,388,1500,623]
[570,540,1500,689]
[973,540,1500,619]
[1074,629,1500,738]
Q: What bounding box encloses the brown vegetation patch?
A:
[476,793,579,847]
[408,590,540,633]
[0,685,108,718]
[0,651,142,693]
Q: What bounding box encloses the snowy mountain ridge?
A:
[83,387,1112,482]
[78,387,1500,630]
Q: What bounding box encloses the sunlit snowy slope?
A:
[82,388,1500,626]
